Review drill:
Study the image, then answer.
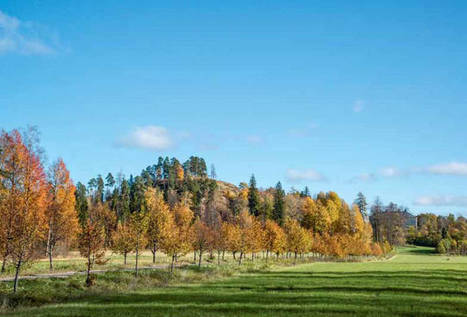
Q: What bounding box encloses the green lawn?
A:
[3,246,467,316]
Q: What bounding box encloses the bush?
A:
[436,238,451,254]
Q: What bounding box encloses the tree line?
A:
[1,128,388,293]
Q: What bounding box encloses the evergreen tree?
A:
[247,174,260,217]
[75,182,89,227]
[273,182,286,226]
[130,176,146,213]
[162,157,170,180]
[156,156,164,181]
[96,175,105,203]
[141,169,153,187]
[105,173,115,201]
[105,173,115,188]
[119,179,131,222]
[210,164,217,179]
[301,186,311,198]
[354,192,368,219]
[199,158,207,177]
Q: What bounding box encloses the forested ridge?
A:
[0,128,465,294]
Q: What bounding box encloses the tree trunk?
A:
[1,254,7,273]
[217,251,221,265]
[194,251,197,262]
[238,252,243,265]
[233,251,236,260]
[48,247,53,271]
[85,255,92,287]
[198,250,203,268]
[294,252,297,265]
[13,259,21,293]
[170,254,175,273]
[46,225,53,271]
[151,242,157,264]
[135,247,139,277]
[222,250,225,261]
[266,250,269,263]
[124,252,127,265]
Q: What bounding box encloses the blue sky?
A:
[1,1,466,216]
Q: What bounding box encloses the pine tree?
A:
[354,192,368,219]
[119,179,131,222]
[210,164,217,179]
[96,175,105,203]
[247,175,260,217]
[105,173,115,188]
[130,176,145,213]
[273,182,286,225]
[156,156,164,181]
[75,182,89,228]
[301,186,311,198]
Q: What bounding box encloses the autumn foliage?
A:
[0,130,389,293]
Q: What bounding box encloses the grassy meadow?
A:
[1,246,466,316]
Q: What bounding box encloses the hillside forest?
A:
[0,128,466,293]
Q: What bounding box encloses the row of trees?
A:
[0,127,387,293]
[406,213,466,254]
[0,128,77,292]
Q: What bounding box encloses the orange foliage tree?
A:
[111,223,134,264]
[46,158,78,270]
[78,203,107,286]
[0,129,48,292]
[128,211,148,276]
[161,202,193,272]
[191,218,213,267]
[263,219,286,261]
[145,188,171,263]
[285,219,311,264]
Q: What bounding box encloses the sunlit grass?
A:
[2,246,467,316]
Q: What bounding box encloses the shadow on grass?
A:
[23,289,465,317]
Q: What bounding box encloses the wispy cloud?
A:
[380,167,402,177]
[353,99,365,113]
[350,161,467,183]
[0,10,58,55]
[118,126,173,150]
[348,173,377,183]
[286,168,326,183]
[414,195,467,207]
[426,162,467,176]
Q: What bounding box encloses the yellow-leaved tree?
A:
[0,129,48,293]
[46,158,78,271]
[263,219,286,262]
[161,202,193,272]
[145,188,171,263]
[191,218,213,267]
[285,219,311,264]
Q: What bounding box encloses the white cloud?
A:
[349,162,467,183]
[426,162,467,176]
[0,10,56,55]
[353,100,364,113]
[119,126,173,150]
[286,169,326,183]
[414,195,467,207]
[380,167,401,177]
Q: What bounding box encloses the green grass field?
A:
[3,246,467,316]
